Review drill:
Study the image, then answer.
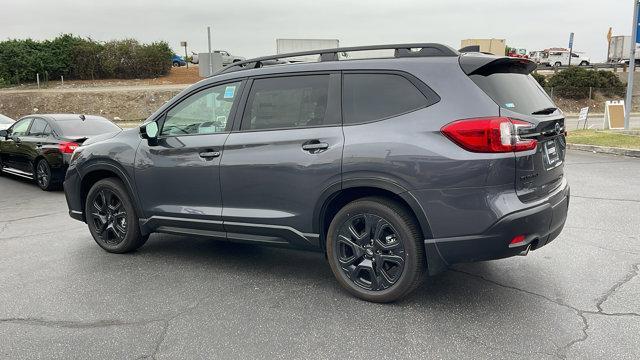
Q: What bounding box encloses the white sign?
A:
[577,107,589,129]
[578,107,589,121]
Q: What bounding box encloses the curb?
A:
[567,143,640,158]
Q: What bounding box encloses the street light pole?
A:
[625,0,639,130]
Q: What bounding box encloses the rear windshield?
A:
[56,119,121,137]
[469,73,555,115]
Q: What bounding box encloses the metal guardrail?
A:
[534,63,636,71]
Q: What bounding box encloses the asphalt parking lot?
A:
[1,150,639,360]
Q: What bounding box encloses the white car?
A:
[0,114,14,131]
[190,50,245,66]
[540,51,591,67]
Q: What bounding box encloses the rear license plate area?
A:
[542,139,561,170]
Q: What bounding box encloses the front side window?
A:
[242,75,336,131]
[28,119,50,137]
[161,81,241,136]
[10,118,32,136]
[343,74,429,124]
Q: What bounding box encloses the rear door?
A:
[220,73,343,248]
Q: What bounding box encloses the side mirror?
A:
[140,122,159,145]
[0,129,7,139]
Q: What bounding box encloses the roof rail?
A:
[215,43,458,75]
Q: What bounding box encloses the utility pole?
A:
[181,41,188,69]
[625,0,639,130]
[207,26,213,76]
[606,27,612,63]
[568,32,574,67]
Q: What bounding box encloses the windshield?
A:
[56,118,121,137]
[469,73,555,115]
[0,114,14,124]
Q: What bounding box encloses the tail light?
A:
[441,117,537,153]
[59,141,79,154]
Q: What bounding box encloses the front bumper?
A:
[63,167,84,222]
[427,181,570,265]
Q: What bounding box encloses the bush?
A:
[547,67,626,99]
[531,72,547,87]
[0,35,172,84]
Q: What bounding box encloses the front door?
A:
[135,80,244,237]
[220,73,343,249]
[1,118,32,174]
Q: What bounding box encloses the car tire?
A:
[554,62,562,67]
[35,159,55,191]
[579,61,589,66]
[326,197,426,303]
[172,61,180,67]
[85,178,148,254]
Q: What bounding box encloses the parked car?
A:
[0,114,121,190]
[63,43,569,302]
[0,114,14,130]
[190,50,245,66]
[172,54,187,67]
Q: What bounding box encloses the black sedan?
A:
[0,114,121,190]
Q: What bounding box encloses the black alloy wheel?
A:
[327,197,426,303]
[36,159,53,191]
[336,213,405,291]
[89,188,128,245]
[85,178,148,253]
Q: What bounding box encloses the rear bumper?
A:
[426,180,569,265]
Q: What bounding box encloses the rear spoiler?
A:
[459,55,537,76]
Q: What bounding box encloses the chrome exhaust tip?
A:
[518,245,531,256]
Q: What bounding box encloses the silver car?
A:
[0,114,14,131]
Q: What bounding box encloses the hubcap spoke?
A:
[337,235,364,266]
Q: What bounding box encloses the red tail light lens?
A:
[441,117,537,153]
[59,141,79,154]
[510,234,527,245]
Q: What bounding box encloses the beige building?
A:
[460,38,506,56]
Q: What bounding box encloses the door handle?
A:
[199,150,221,159]
[302,141,329,152]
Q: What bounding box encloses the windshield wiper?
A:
[531,107,558,115]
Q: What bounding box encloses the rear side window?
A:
[57,119,121,137]
[343,73,429,124]
[469,73,555,115]
[242,75,339,130]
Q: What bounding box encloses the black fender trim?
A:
[79,160,145,230]
[313,177,446,275]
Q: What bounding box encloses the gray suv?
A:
[64,44,569,302]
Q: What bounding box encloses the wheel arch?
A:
[79,161,143,222]
[315,179,434,248]
[315,179,446,275]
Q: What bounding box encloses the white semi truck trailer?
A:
[276,39,340,62]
